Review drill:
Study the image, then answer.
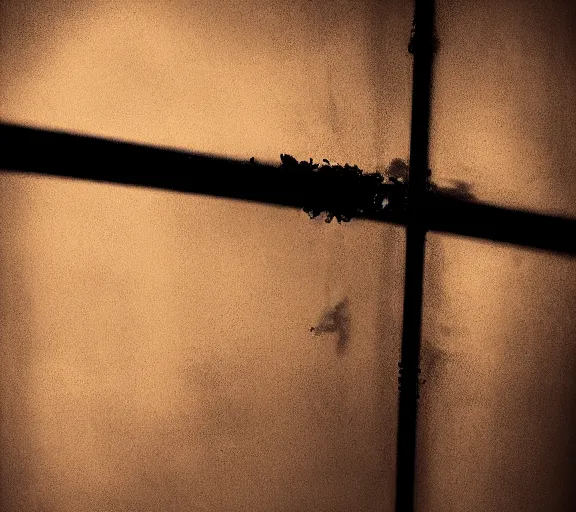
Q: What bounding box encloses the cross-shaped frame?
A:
[1,1,574,511]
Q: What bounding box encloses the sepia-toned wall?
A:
[418,1,576,511]
[1,1,575,511]
[0,1,411,511]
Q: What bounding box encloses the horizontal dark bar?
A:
[1,122,575,255]
[0,122,405,225]
[427,194,576,256]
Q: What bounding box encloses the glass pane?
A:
[1,2,413,509]
[0,0,413,171]
[431,0,576,217]
[0,173,406,511]
[417,233,576,511]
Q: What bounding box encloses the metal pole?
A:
[0,122,405,226]
[395,0,435,510]
[2,123,575,255]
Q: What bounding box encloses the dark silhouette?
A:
[435,179,475,201]
[310,297,350,355]
[1,122,573,255]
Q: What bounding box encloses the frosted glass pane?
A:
[431,0,576,217]
[0,0,413,171]
[1,2,413,509]
[0,173,405,511]
[417,233,576,511]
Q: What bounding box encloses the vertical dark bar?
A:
[395,0,435,511]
